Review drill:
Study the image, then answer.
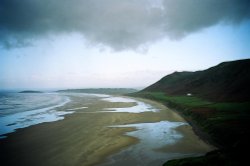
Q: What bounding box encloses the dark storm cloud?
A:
[162,0,250,38]
[0,0,249,50]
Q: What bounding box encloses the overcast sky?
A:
[0,0,250,90]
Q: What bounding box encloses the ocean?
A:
[0,92,72,138]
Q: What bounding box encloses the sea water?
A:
[0,92,72,138]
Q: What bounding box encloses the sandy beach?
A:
[0,94,214,166]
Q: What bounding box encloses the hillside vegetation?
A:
[130,59,250,166]
[143,59,250,102]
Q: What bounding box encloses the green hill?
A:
[143,59,250,102]
[130,59,250,166]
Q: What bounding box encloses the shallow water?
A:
[102,96,136,103]
[111,121,187,148]
[67,106,88,110]
[98,96,210,165]
[102,96,159,113]
[101,121,190,166]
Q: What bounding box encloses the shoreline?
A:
[161,104,220,149]
[0,93,71,138]
[127,95,219,149]
[0,94,214,166]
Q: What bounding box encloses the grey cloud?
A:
[162,0,250,38]
[0,0,249,50]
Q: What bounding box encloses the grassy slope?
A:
[129,92,250,165]
[144,59,250,102]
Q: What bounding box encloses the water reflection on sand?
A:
[102,96,159,113]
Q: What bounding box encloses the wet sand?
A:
[0,94,214,166]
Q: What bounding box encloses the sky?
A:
[0,0,250,90]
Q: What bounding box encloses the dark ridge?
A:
[143,59,250,102]
[19,90,43,93]
[57,88,138,95]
